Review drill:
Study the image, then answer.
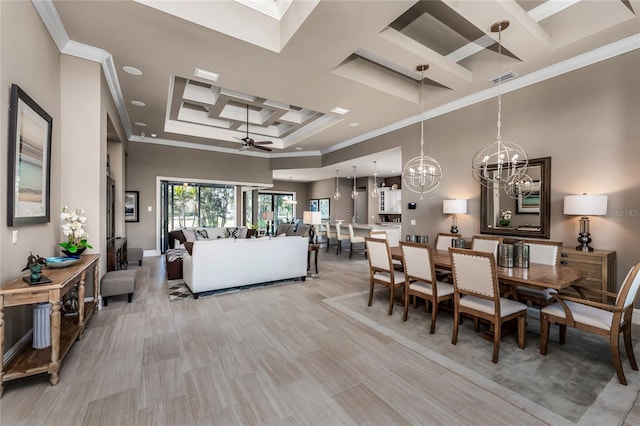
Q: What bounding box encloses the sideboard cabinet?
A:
[560,249,616,298]
[0,254,100,396]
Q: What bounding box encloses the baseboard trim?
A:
[3,330,33,367]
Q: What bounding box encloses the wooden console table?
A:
[0,254,100,396]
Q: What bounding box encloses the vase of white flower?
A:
[499,209,512,227]
[59,206,93,257]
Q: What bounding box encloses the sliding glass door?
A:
[257,193,295,234]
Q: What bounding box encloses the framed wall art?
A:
[319,198,330,220]
[7,84,52,226]
[125,191,139,222]
[517,181,541,214]
[309,199,319,212]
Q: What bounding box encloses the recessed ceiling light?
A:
[349,122,359,127]
[331,106,349,115]
[131,100,146,107]
[391,170,397,173]
[194,67,220,82]
[134,122,147,127]
[122,66,142,76]
[295,147,303,150]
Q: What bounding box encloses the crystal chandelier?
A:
[351,166,358,200]
[402,64,442,200]
[370,161,379,198]
[471,20,528,194]
[333,170,341,201]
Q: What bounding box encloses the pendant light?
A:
[286,176,297,205]
[471,20,528,195]
[334,170,341,201]
[402,64,442,200]
[351,166,358,200]
[370,161,379,198]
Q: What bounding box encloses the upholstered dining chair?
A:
[435,233,458,251]
[471,235,503,258]
[400,242,454,334]
[449,248,528,363]
[347,224,366,259]
[365,237,405,315]
[370,231,402,268]
[334,223,350,255]
[325,222,337,252]
[434,232,459,281]
[540,261,640,385]
[515,240,563,306]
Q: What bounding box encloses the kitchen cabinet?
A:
[378,188,402,214]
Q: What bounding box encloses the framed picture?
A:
[319,198,330,220]
[309,199,319,212]
[517,181,541,214]
[125,191,139,222]
[7,84,52,226]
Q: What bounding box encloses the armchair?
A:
[540,262,640,385]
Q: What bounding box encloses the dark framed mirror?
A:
[480,157,551,239]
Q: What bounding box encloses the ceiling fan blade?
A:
[254,140,273,145]
[239,145,249,151]
[252,145,273,152]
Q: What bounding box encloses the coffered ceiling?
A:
[40,0,639,180]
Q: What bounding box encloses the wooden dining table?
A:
[389,246,585,291]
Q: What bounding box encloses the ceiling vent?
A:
[490,71,517,84]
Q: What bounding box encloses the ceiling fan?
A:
[236,104,273,152]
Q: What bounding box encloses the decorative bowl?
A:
[46,257,80,269]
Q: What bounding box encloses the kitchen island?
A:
[352,223,402,246]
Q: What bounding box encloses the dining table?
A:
[389,246,585,292]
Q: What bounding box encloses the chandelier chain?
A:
[496,22,503,143]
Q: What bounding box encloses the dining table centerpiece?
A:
[59,206,93,257]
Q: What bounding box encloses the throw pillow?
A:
[182,229,197,242]
[224,227,233,238]
[195,229,209,240]
[184,242,194,255]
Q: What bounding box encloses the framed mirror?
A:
[480,157,551,239]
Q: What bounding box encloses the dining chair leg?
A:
[388,286,394,315]
[368,281,374,307]
[429,301,438,334]
[473,317,480,332]
[452,310,459,345]
[517,314,526,349]
[559,324,567,344]
[623,324,639,370]
[349,243,353,259]
[492,321,501,363]
[610,332,627,385]
[402,285,409,321]
[540,317,550,355]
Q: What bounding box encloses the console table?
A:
[0,254,100,396]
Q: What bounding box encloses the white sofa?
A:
[182,236,308,298]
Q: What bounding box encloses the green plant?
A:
[59,206,93,253]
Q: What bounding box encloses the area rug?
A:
[325,289,640,426]
[167,277,305,302]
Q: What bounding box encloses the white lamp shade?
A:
[303,211,322,225]
[563,194,608,216]
[261,211,274,220]
[443,199,468,214]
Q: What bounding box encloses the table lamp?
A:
[262,211,274,236]
[303,211,322,244]
[443,199,467,234]
[563,193,607,252]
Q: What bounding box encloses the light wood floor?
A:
[1,247,639,425]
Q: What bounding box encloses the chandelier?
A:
[351,166,358,200]
[370,161,379,198]
[333,170,341,200]
[471,20,528,195]
[402,64,442,200]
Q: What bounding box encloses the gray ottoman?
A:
[128,247,143,266]
[101,270,137,306]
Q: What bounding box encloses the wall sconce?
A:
[563,193,608,252]
[443,199,468,234]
